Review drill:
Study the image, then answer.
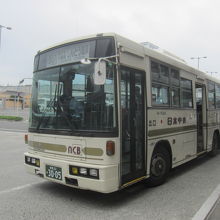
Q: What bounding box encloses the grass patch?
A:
[0,115,23,121]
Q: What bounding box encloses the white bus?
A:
[24,33,219,193]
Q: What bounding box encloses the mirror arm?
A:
[98,55,119,64]
[81,54,119,65]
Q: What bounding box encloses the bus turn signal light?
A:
[106,141,115,156]
[71,167,78,175]
[25,134,28,144]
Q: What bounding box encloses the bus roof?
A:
[38,32,117,53]
[38,32,220,84]
[115,33,220,84]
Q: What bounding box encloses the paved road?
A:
[0,108,29,132]
[0,120,28,132]
[1,131,220,220]
[0,108,29,120]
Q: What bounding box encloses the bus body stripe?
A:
[28,141,67,152]
[28,141,103,156]
[82,147,103,156]
[148,125,197,137]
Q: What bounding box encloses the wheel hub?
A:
[151,155,166,177]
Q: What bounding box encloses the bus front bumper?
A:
[24,152,119,193]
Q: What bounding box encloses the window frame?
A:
[170,68,180,107]
[151,61,170,107]
[208,81,216,109]
[151,83,170,106]
[151,60,193,109]
[215,83,220,109]
[180,77,193,109]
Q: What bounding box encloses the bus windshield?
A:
[29,61,117,133]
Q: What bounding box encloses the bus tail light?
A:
[106,141,115,156]
[24,134,28,144]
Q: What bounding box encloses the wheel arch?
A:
[153,140,173,169]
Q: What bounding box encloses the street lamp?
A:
[191,56,207,69]
[19,78,32,84]
[206,71,218,76]
[16,78,32,113]
[0,25,12,49]
[19,78,32,94]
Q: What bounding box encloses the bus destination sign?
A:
[38,40,96,70]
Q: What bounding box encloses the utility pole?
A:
[191,56,207,69]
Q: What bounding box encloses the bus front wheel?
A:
[147,147,170,187]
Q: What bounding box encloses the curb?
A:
[192,184,220,220]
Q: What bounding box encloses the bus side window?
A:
[152,84,169,105]
[151,61,169,106]
[208,81,215,109]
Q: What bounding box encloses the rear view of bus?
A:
[24,34,120,193]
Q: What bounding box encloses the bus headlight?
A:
[25,156,40,167]
[69,165,99,179]
[79,167,88,175]
[89,169,98,177]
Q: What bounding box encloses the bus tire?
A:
[147,147,170,187]
[209,132,219,157]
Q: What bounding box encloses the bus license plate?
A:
[46,165,62,181]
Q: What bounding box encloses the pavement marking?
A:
[0,183,40,195]
[192,184,220,220]
[0,128,27,133]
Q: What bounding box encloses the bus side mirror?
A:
[93,60,106,85]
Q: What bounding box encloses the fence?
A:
[0,96,31,110]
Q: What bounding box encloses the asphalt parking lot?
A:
[0,128,220,220]
[0,108,29,132]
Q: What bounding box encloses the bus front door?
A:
[120,67,146,185]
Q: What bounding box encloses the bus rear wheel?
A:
[147,147,170,187]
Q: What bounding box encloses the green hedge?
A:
[0,116,23,121]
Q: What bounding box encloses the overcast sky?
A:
[0,0,220,85]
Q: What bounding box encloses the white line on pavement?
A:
[0,183,40,195]
[0,128,27,133]
[192,184,220,220]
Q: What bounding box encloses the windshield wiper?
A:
[56,94,77,132]
[36,84,58,130]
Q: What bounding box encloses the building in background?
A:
[0,85,32,109]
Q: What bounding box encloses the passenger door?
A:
[196,84,206,152]
[120,67,146,185]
